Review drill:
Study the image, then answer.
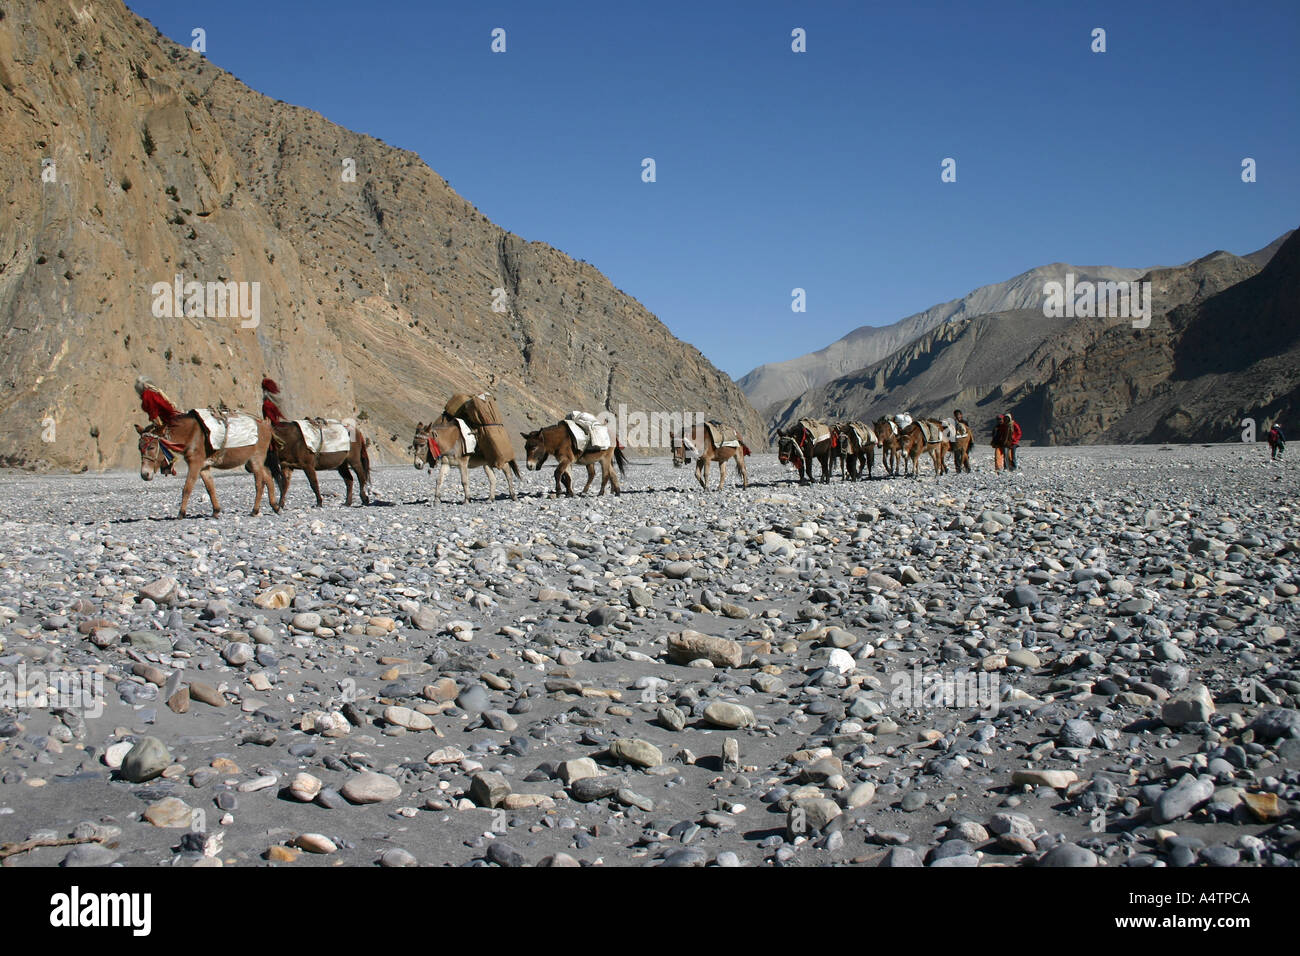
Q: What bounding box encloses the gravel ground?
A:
[0,442,1297,868]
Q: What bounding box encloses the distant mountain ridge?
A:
[765,229,1299,446]
[737,262,1149,414]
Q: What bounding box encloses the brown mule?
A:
[672,423,750,490]
[873,418,903,476]
[521,424,627,497]
[268,421,372,508]
[898,419,950,478]
[136,413,280,517]
[411,418,520,503]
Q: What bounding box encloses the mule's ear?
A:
[134,424,144,434]
[520,432,528,439]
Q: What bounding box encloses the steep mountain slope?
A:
[0,0,763,471]
[737,263,1149,415]
[770,244,1279,443]
[1036,231,1300,444]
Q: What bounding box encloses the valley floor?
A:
[0,444,1296,867]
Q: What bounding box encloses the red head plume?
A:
[261,377,280,394]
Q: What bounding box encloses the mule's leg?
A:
[579,463,596,496]
[201,467,222,516]
[695,459,707,490]
[356,456,371,504]
[179,463,201,518]
[435,461,450,503]
[739,456,749,488]
[252,455,280,514]
[339,465,354,506]
[280,467,294,509]
[305,464,325,507]
[560,465,574,498]
[552,466,563,498]
[717,459,727,490]
[503,466,517,501]
[486,466,498,501]
[458,462,471,503]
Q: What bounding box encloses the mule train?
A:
[133,374,981,520]
[777,413,973,483]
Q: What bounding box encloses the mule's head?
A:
[777,436,801,466]
[521,430,546,471]
[411,422,430,470]
[136,423,161,481]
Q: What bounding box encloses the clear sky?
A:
[125,1,1300,379]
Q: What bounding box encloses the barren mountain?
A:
[737,262,1149,415]
[0,0,763,471]
[1034,231,1300,445]
[769,237,1295,444]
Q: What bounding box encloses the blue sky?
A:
[126,1,1300,379]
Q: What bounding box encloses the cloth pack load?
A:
[454,418,478,455]
[846,421,878,446]
[296,419,352,454]
[705,421,741,449]
[445,392,510,461]
[797,418,831,445]
[918,419,946,444]
[194,408,259,450]
[564,411,611,452]
[941,418,969,441]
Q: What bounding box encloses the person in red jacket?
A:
[135,376,180,474]
[1006,413,1023,470]
[261,377,287,425]
[991,414,1009,471]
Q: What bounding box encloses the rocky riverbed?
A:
[0,444,1297,867]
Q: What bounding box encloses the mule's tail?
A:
[265,443,283,488]
[509,459,521,480]
[741,443,752,456]
[360,436,373,495]
[614,446,628,475]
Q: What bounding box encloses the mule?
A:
[521,423,627,497]
[671,423,750,490]
[136,413,279,517]
[267,420,372,508]
[898,418,950,478]
[873,418,903,476]
[411,417,520,503]
[835,421,879,481]
[779,419,835,484]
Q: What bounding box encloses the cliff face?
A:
[0,0,764,471]
[767,237,1297,445]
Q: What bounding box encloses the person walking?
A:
[993,413,1013,473]
[1006,413,1022,470]
[1267,422,1286,460]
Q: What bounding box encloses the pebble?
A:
[341,772,402,805]
[0,451,1294,870]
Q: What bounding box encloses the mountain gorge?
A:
[0,0,764,471]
